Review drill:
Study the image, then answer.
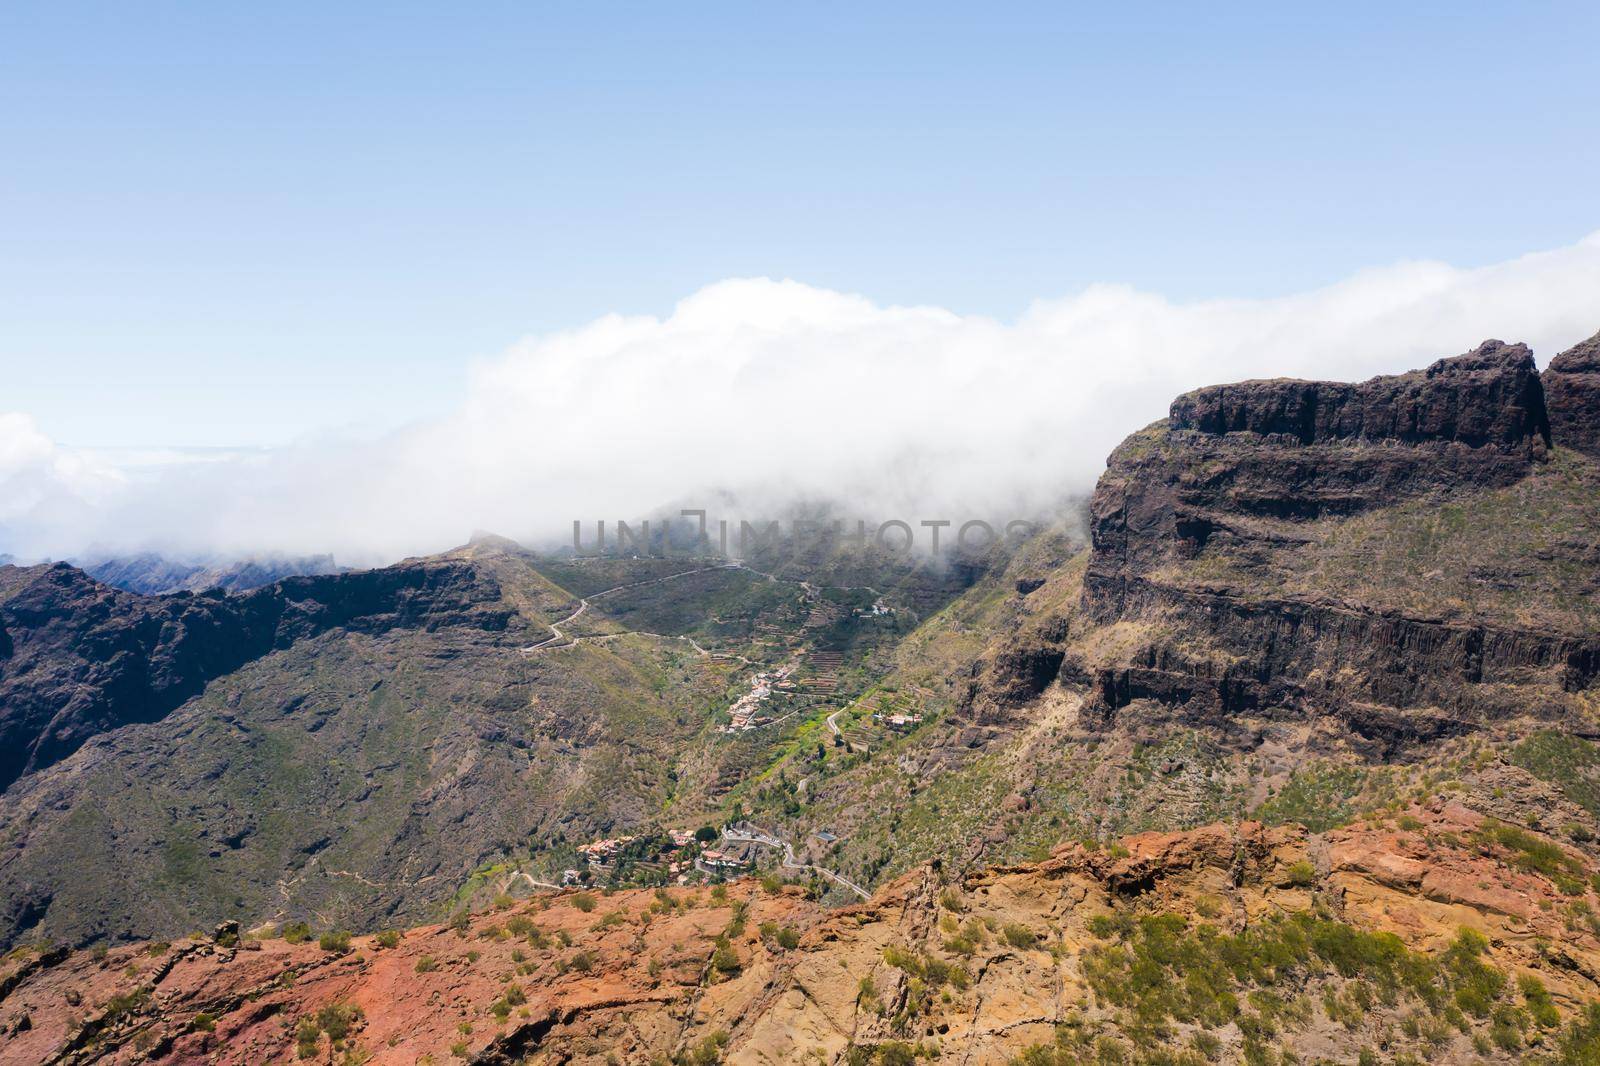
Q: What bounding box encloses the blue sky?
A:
[2,1,1598,453]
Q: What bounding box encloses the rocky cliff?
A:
[1546,330,1600,459]
[962,337,1600,753]
[0,558,511,791]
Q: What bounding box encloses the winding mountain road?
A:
[722,825,870,900]
[519,564,735,655]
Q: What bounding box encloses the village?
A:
[554,818,862,897]
[558,826,756,888]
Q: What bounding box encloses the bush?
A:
[318,930,352,954]
[686,1030,728,1065]
[1521,973,1561,1028]
[711,936,741,976]
[1002,924,1039,950]
[415,955,438,973]
[282,921,312,945]
[570,891,597,913]
[375,929,401,949]
[1284,861,1316,887]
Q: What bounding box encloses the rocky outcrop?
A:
[1170,339,1550,448]
[1546,329,1600,458]
[1046,337,1600,745]
[0,559,512,791]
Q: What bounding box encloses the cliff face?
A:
[1546,330,1600,459]
[1040,337,1600,749]
[1168,340,1550,448]
[0,559,511,791]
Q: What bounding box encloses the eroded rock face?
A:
[1170,340,1550,448]
[1090,342,1554,609]
[1546,330,1600,459]
[1052,338,1600,746]
[0,559,512,791]
[3,810,1595,1065]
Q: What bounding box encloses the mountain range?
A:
[2,331,1600,1064]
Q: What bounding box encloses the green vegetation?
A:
[318,929,352,953]
[1071,909,1544,1062]
[296,1002,363,1059]
[1253,764,1366,832]
[1473,819,1588,894]
[1002,923,1039,950]
[1512,732,1600,820]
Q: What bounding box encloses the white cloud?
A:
[0,414,125,556]
[5,234,1600,566]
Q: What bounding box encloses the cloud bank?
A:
[5,233,1600,566]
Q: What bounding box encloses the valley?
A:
[3,331,1600,1063]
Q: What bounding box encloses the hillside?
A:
[5,805,1600,1064]
[3,331,1600,1063]
[0,536,995,952]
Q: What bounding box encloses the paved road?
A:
[722,825,870,900]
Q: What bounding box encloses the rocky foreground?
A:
[5,803,1600,1064]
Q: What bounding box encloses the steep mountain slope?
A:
[0,537,995,951]
[0,555,515,792]
[682,333,1600,901]
[4,330,1600,1064]
[6,805,1600,1064]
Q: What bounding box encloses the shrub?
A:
[711,937,741,976]
[1520,972,1561,1029]
[1002,924,1039,950]
[570,892,597,913]
[282,921,312,945]
[1284,861,1316,887]
[415,955,438,973]
[375,929,401,949]
[686,1030,728,1065]
[316,1002,361,1043]
[318,930,352,954]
